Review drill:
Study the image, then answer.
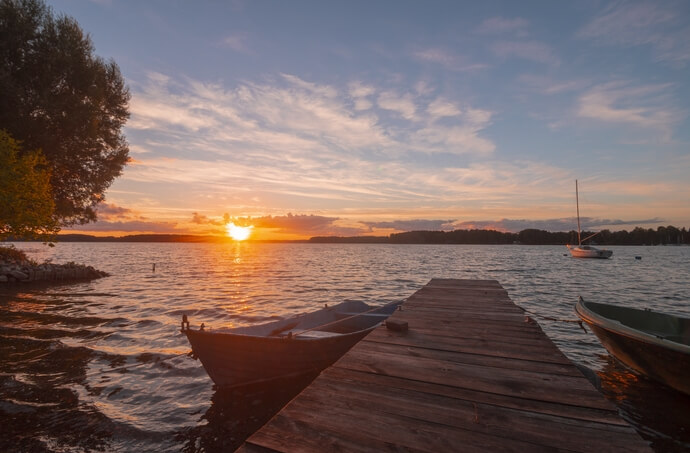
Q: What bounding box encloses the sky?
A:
[48,0,690,240]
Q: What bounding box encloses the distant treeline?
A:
[310,226,690,245]
[4,226,689,245]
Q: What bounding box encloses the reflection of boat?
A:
[575,297,690,395]
[566,180,613,259]
[182,300,401,388]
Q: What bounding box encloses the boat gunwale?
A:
[184,322,381,342]
[184,299,401,340]
[575,298,690,355]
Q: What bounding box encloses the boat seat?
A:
[337,312,389,319]
[282,330,341,338]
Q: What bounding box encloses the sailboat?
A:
[566,180,613,259]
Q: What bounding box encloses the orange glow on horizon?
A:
[225,222,253,241]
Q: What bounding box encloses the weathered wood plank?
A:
[335,347,612,409]
[352,338,583,377]
[288,376,646,452]
[238,279,650,453]
[322,366,629,426]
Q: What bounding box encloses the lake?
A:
[1,242,689,452]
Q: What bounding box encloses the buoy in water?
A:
[635,256,642,260]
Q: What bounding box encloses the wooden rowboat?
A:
[575,297,690,395]
[182,300,401,388]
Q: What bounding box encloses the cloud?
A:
[221,33,250,53]
[363,219,456,232]
[191,212,225,225]
[518,74,587,95]
[70,219,179,233]
[237,213,362,236]
[67,202,179,234]
[427,98,461,119]
[577,81,680,141]
[95,202,133,220]
[578,1,690,66]
[377,91,417,120]
[349,81,375,110]
[452,217,664,233]
[127,72,496,160]
[476,17,529,36]
[412,48,489,72]
[490,40,559,65]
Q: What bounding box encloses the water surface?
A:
[1,243,688,451]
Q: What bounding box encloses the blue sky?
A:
[50,0,690,239]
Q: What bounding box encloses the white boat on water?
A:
[566,180,613,259]
[182,299,401,388]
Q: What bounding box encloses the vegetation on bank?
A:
[0,244,33,264]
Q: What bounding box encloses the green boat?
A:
[575,297,690,395]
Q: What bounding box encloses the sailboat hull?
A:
[567,244,613,259]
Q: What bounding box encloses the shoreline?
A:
[0,260,109,285]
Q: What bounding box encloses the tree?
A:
[0,130,59,240]
[0,0,130,225]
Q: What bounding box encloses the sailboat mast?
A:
[575,179,582,245]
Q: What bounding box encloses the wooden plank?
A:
[365,330,574,366]
[322,366,629,426]
[287,376,646,452]
[238,279,650,453]
[351,339,583,377]
[335,347,612,409]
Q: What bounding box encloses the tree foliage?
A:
[0,0,130,225]
[0,129,59,241]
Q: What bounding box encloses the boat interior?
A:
[220,300,400,337]
[586,301,690,346]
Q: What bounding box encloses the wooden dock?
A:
[238,279,650,452]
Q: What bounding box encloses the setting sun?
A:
[225,222,253,241]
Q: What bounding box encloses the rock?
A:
[0,260,108,285]
[9,270,28,281]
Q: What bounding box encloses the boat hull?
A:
[185,326,374,388]
[183,300,401,388]
[567,244,613,259]
[576,299,690,395]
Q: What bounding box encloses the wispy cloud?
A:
[412,48,489,72]
[490,40,559,65]
[70,202,180,233]
[348,81,375,110]
[578,0,690,66]
[577,81,681,141]
[427,98,461,119]
[221,32,251,53]
[127,72,496,160]
[475,17,529,36]
[453,217,664,233]
[518,74,588,95]
[233,214,362,236]
[363,219,455,232]
[377,90,417,120]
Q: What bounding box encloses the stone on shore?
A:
[0,259,109,284]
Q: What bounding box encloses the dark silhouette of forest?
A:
[310,225,690,245]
